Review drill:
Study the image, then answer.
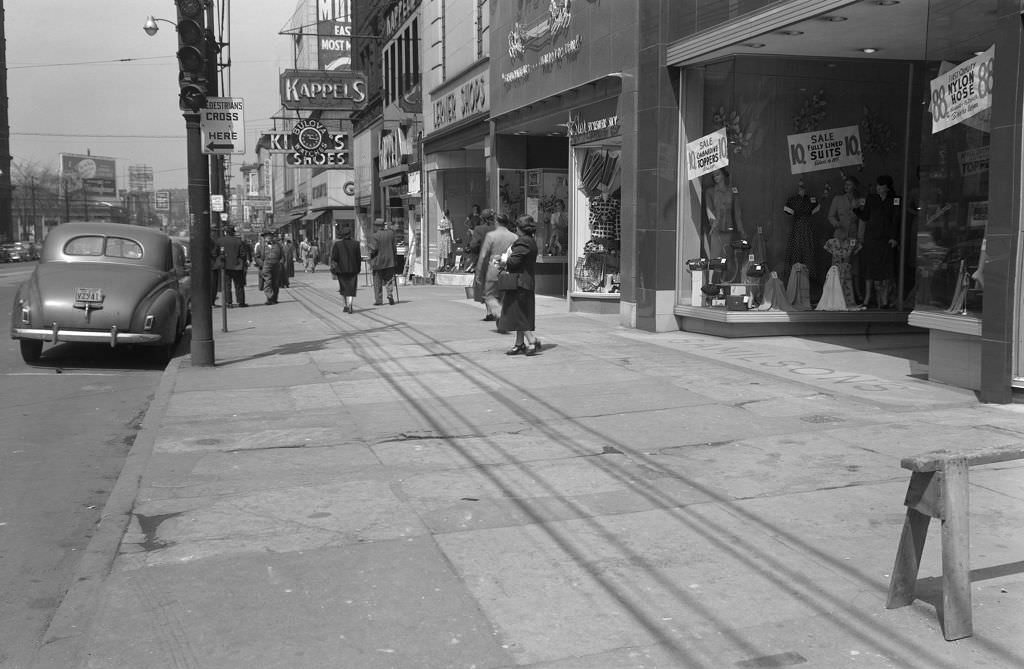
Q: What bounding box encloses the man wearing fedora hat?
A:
[215,224,250,307]
[368,218,398,305]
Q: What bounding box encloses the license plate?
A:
[75,287,103,303]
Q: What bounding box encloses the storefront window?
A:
[913,10,998,318]
[570,145,622,294]
[498,169,525,221]
[683,55,917,312]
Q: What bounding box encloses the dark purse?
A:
[497,269,519,291]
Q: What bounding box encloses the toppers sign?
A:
[279,69,367,111]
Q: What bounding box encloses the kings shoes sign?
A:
[280,69,367,111]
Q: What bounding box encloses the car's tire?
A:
[20,339,43,363]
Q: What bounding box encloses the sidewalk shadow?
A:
[214,323,402,367]
[913,560,1024,634]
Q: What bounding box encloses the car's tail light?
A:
[19,301,30,324]
[144,314,155,331]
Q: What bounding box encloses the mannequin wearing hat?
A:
[856,174,901,308]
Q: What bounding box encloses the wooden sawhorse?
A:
[886,445,1024,640]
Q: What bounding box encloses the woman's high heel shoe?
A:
[524,344,537,357]
[506,344,526,356]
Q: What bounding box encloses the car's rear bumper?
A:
[12,326,162,346]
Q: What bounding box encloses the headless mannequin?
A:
[704,169,745,281]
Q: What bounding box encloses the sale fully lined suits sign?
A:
[786,125,863,175]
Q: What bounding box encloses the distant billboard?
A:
[60,153,117,200]
[318,0,352,71]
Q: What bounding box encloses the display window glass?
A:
[682,56,914,313]
[679,3,1001,318]
[912,11,998,319]
[570,144,622,295]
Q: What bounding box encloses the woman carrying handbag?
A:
[498,215,542,356]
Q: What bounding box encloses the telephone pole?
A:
[0,0,14,242]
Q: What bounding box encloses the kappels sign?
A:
[280,69,367,110]
[431,72,488,134]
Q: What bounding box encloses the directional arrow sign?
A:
[200,97,245,155]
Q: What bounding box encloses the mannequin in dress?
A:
[827,175,865,302]
[855,174,900,308]
[438,209,454,271]
[783,180,820,280]
[546,199,568,256]
[703,168,745,281]
[820,224,862,309]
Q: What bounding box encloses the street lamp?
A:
[142,16,176,37]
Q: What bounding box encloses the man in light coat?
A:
[475,213,518,322]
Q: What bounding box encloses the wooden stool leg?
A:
[941,458,972,640]
[887,506,931,608]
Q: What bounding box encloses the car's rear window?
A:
[64,235,143,259]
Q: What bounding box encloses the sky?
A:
[6,0,297,191]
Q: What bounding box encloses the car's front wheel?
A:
[19,339,43,363]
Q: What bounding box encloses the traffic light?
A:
[175,0,209,112]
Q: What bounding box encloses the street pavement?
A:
[33,269,1024,669]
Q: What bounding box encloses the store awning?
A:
[300,211,319,221]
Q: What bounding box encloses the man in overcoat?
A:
[216,225,250,307]
[259,232,284,304]
[368,218,398,305]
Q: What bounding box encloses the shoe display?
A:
[505,344,526,356]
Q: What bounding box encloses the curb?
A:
[30,355,183,669]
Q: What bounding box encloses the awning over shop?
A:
[300,211,319,221]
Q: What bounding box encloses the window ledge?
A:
[907,309,982,336]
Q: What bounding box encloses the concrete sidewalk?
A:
[35,270,1024,668]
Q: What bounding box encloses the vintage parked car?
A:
[0,241,24,262]
[10,222,191,363]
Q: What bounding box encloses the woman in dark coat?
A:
[499,215,541,356]
[330,226,364,313]
[855,174,901,308]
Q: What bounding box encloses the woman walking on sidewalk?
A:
[499,215,541,356]
[330,226,363,313]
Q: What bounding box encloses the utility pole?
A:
[176,0,217,366]
[0,0,13,242]
[28,175,35,239]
